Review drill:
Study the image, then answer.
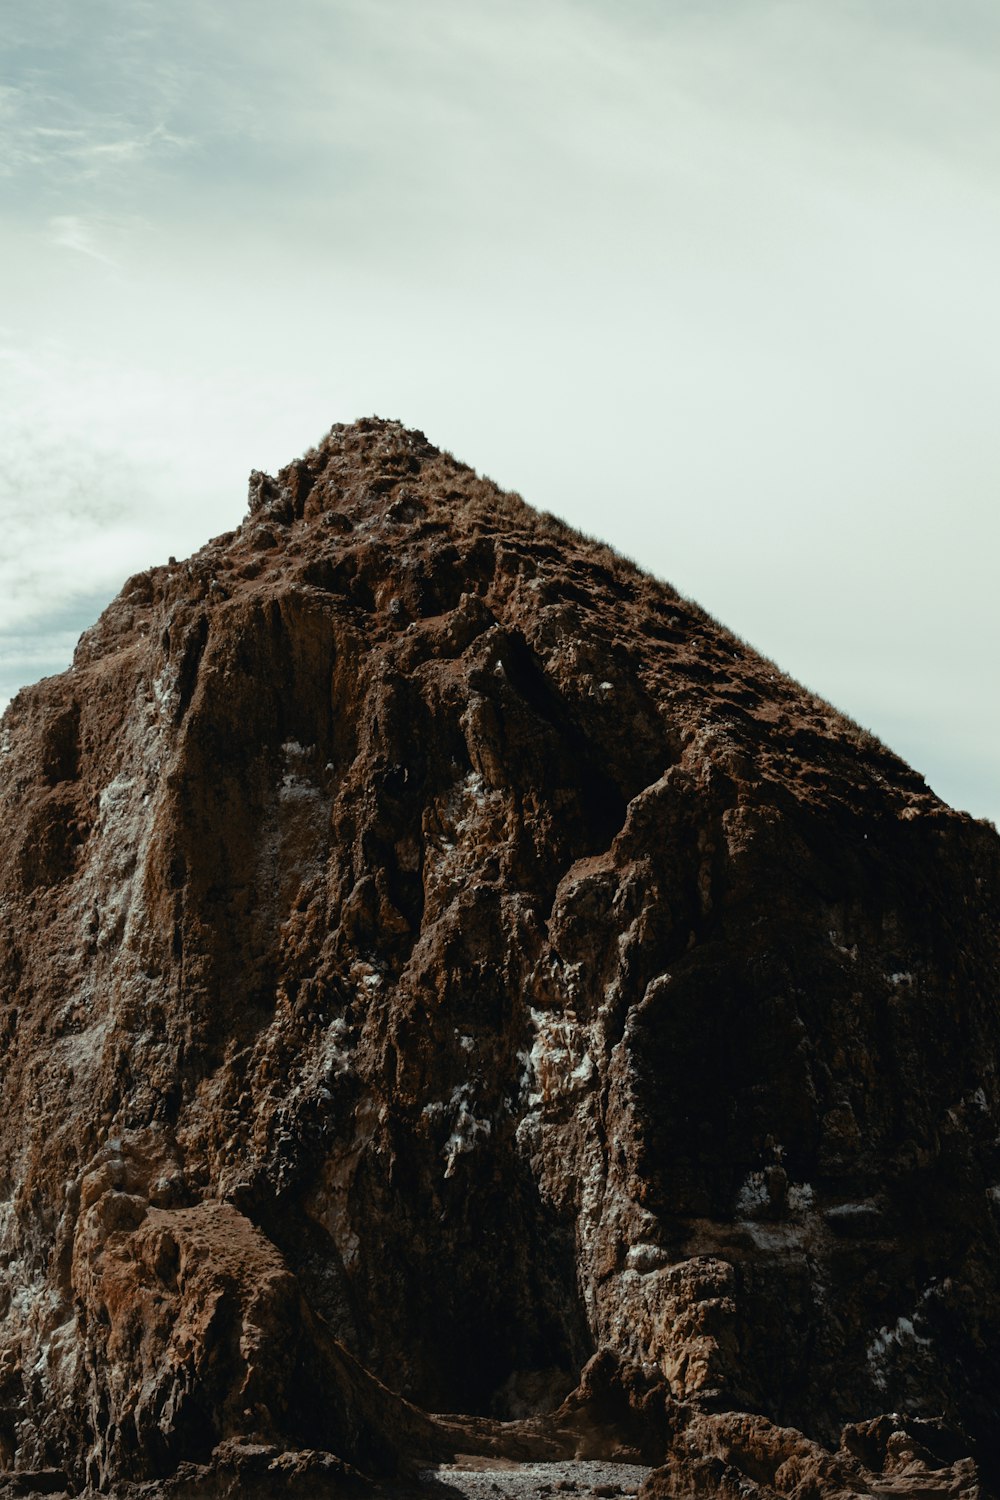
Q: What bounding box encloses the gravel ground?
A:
[411,1458,652,1500]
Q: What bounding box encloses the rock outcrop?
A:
[1,417,998,1496]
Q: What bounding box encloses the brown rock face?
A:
[1,417,999,1495]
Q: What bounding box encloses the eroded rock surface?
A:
[1,418,999,1495]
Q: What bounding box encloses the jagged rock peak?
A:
[246,415,445,524]
[243,413,581,551]
[244,413,553,536]
[40,415,936,823]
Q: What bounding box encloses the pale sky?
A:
[2,1,998,824]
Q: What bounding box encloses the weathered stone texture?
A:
[1,418,998,1495]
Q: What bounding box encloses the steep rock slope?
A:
[0,418,998,1496]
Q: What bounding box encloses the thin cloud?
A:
[1,0,998,824]
[47,214,119,265]
[61,123,193,177]
[0,28,192,191]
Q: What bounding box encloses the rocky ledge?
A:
[0,418,998,1497]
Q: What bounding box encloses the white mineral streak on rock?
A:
[866,1311,932,1391]
[0,662,182,1464]
[735,1170,771,1217]
[522,1006,589,1110]
[305,1017,353,1085]
[421,1086,492,1178]
[278,739,319,802]
[626,1242,671,1274]
[787,1182,815,1213]
[421,770,506,908]
[75,666,175,964]
[151,661,177,712]
[828,930,858,960]
[442,1090,492,1179]
[304,1096,378,1269]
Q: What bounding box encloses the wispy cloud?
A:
[0,95,190,187]
[2,0,999,822]
[47,213,120,264]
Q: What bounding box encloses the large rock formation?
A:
[1,418,998,1497]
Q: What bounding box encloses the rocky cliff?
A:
[1,418,998,1498]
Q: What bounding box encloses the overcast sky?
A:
[2,0,998,824]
